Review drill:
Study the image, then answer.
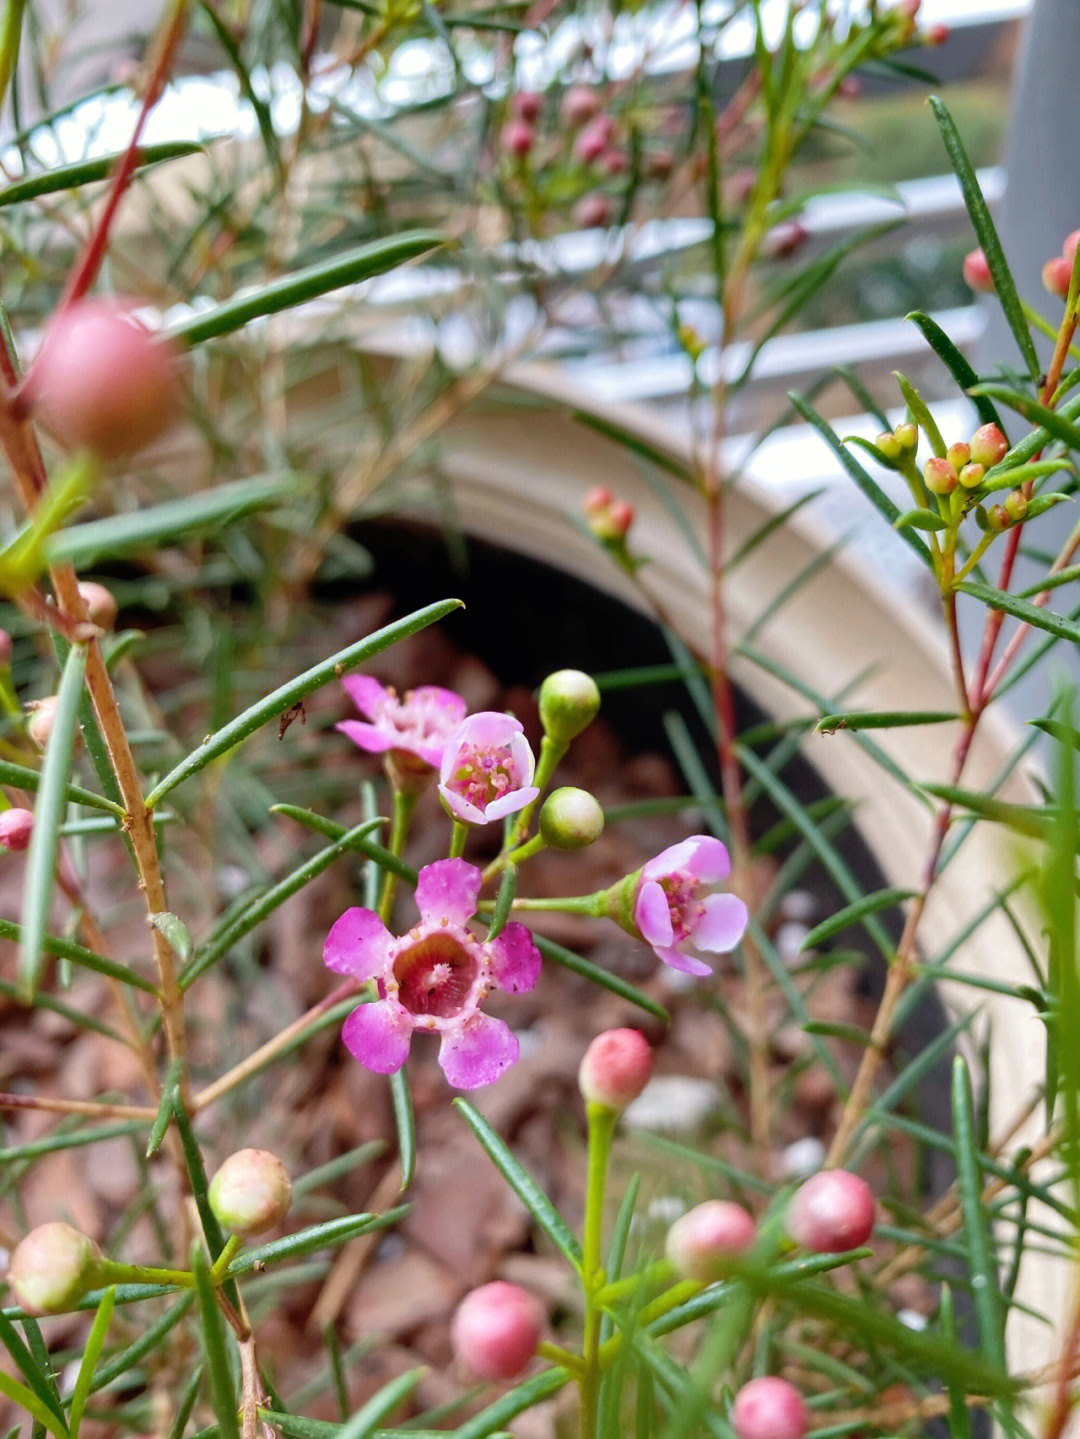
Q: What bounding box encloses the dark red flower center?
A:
[393,934,478,1018]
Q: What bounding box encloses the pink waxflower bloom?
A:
[324,858,541,1088]
[634,836,748,976]
[438,712,539,825]
[336,675,466,774]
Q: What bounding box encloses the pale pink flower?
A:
[438,712,539,825]
[337,675,466,773]
[324,858,541,1088]
[634,836,748,976]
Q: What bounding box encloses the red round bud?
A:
[451,1281,543,1380]
[1043,255,1073,300]
[764,221,808,260]
[787,1169,875,1253]
[1065,230,1080,264]
[513,91,543,124]
[607,499,634,534]
[27,695,59,749]
[9,1223,101,1315]
[579,1028,654,1110]
[923,456,957,495]
[502,121,535,159]
[601,149,628,176]
[0,808,34,852]
[28,298,180,461]
[208,1149,292,1236]
[732,1378,809,1439]
[647,150,675,181]
[77,581,118,631]
[969,423,1008,469]
[962,248,993,293]
[924,21,949,44]
[574,194,614,229]
[562,86,599,128]
[666,1201,756,1281]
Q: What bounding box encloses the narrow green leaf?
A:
[0,1311,67,1431]
[227,1209,408,1275]
[455,1099,583,1265]
[337,1368,424,1439]
[151,913,192,965]
[0,760,121,815]
[0,141,202,207]
[536,936,669,1021]
[816,710,956,733]
[20,1319,63,1428]
[171,1097,241,1312]
[145,599,461,807]
[801,889,916,951]
[571,410,694,484]
[929,96,1039,382]
[191,1243,240,1439]
[146,1058,184,1158]
[167,1365,203,1439]
[90,1291,193,1393]
[1032,718,1080,748]
[895,371,946,456]
[270,805,414,882]
[973,383,1080,452]
[451,1369,570,1439]
[894,507,949,533]
[0,917,157,992]
[921,782,1052,838]
[68,1286,114,1437]
[905,312,1003,431]
[169,233,446,348]
[51,475,297,566]
[951,1057,1007,1368]
[390,1070,416,1190]
[0,1371,67,1438]
[486,863,517,942]
[939,1285,974,1439]
[957,580,1080,646]
[19,642,87,999]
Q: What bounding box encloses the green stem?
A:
[954,533,995,585]
[378,787,417,925]
[0,0,26,116]
[579,1101,618,1439]
[210,1235,242,1284]
[500,894,603,915]
[98,1258,195,1290]
[448,819,468,859]
[509,733,567,848]
[594,1259,674,1308]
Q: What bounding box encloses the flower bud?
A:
[77,581,118,631]
[451,1281,543,1380]
[962,248,993,293]
[923,456,957,495]
[539,669,600,742]
[945,442,970,474]
[1004,490,1028,524]
[27,695,59,748]
[562,85,599,128]
[502,121,535,159]
[665,1201,756,1281]
[208,1149,292,1236]
[0,808,34,852]
[924,21,949,44]
[9,1223,101,1314]
[579,1028,653,1111]
[969,423,1008,469]
[1043,255,1073,300]
[786,1169,875,1253]
[539,787,604,849]
[731,1377,809,1439]
[513,91,542,124]
[601,149,628,176]
[574,194,614,229]
[574,117,613,165]
[0,629,11,665]
[763,221,807,261]
[27,298,181,461]
[1065,230,1080,264]
[958,462,985,489]
[874,431,902,464]
[893,422,918,453]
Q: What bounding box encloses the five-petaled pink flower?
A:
[439,712,539,825]
[337,675,466,774]
[634,836,748,976]
[324,858,541,1088]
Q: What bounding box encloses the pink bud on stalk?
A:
[77,581,118,631]
[0,808,34,852]
[969,423,1008,469]
[513,91,542,124]
[731,1378,809,1439]
[451,1281,544,1380]
[574,117,614,165]
[27,695,59,748]
[502,121,535,159]
[584,486,633,538]
[962,248,994,293]
[923,456,957,496]
[786,1169,875,1253]
[8,1223,102,1315]
[562,85,599,128]
[1043,255,1073,300]
[26,298,180,461]
[579,1028,654,1111]
[764,221,808,261]
[575,194,614,229]
[0,629,11,664]
[208,1149,292,1236]
[665,1201,756,1281]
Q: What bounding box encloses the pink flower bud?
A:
[539,670,600,742]
[27,298,180,461]
[923,456,957,495]
[601,149,628,176]
[896,0,921,16]
[503,121,535,159]
[945,442,970,474]
[77,581,118,631]
[579,1028,653,1110]
[208,1149,292,1236]
[513,91,542,124]
[0,808,34,852]
[962,248,993,293]
[838,76,862,99]
[574,194,614,229]
[451,1281,544,1380]
[969,423,1008,469]
[924,21,949,44]
[27,695,59,748]
[9,1222,101,1315]
[764,221,808,260]
[562,85,599,128]
[584,486,633,538]
[665,1201,756,1281]
[1043,255,1073,300]
[539,787,604,850]
[731,1378,809,1439]
[0,629,10,664]
[574,117,613,165]
[1065,230,1080,264]
[787,1169,875,1253]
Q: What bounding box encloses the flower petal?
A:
[324,907,392,978]
[693,893,749,952]
[336,719,395,755]
[654,944,713,977]
[507,730,536,786]
[342,674,389,720]
[416,858,482,925]
[438,1012,519,1089]
[487,923,541,993]
[635,879,673,947]
[485,785,540,822]
[683,836,731,884]
[438,784,485,825]
[414,686,468,723]
[640,838,698,882]
[342,1001,413,1073]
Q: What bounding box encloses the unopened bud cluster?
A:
[584,485,634,542]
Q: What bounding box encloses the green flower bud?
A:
[538,787,604,849]
[893,422,918,453]
[538,670,600,742]
[209,1150,292,1236]
[958,462,985,489]
[946,442,970,474]
[9,1223,101,1314]
[875,432,902,464]
[1004,490,1028,524]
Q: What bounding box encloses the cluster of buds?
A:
[886,0,948,47]
[904,421,1008,496]
[873,421,918,467]
[583,485,634,543]
[1042,229,1080,301]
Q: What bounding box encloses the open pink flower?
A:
[634,836,748,976]
[337,675,466,773]
[324,858,541,1088]
[439,712,539,825]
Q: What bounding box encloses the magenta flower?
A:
[336,675,466,773]
[324,858,541,1088]
[438,712,539,825]
[634,836,748,976]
